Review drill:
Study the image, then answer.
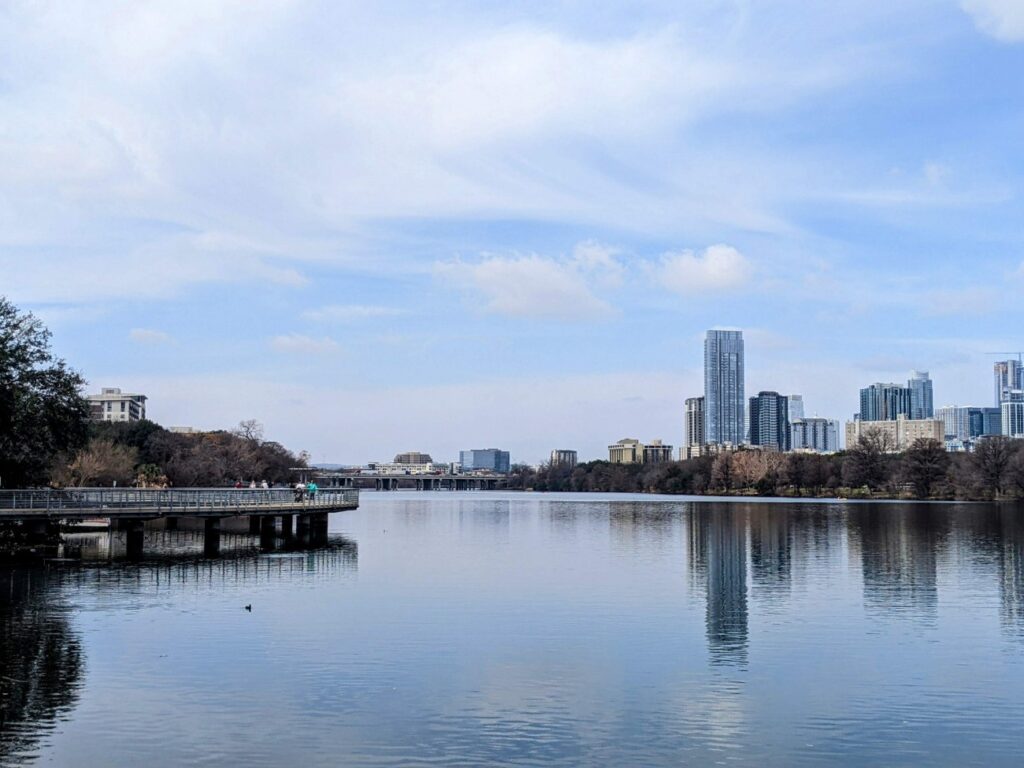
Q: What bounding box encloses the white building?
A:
[1001,391,1024,438]
[936,405,972,442]
[87,387,147,422]
[791,417,839,453]
[845,416,944,452]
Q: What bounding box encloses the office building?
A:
[845,416,944,452]
[705,329,745,446]
[994,359,1023,406]
[791,418,839,453]
[859,383,913,422]
[909,371,934,419]
[459,449,511,474]
[968,407,1002,438]
[1002,391,1024,438]
[684,396,706,459]
[550,449,578,468]
[608,438,673,465]
[936,406,971,442]
[87,387,147,422]
[787,395,805,422]
[394,451,433,464]
[748,391,790,451]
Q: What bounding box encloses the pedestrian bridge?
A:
[0,487,359,558]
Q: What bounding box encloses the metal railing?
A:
[0,487,359,516]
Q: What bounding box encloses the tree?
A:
[901,438,950,499]
[54,439,138,487]
[0,298,89,487]
[842,429,895,491]
[969,436,1018,500]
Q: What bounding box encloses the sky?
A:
[3,0,1024,465]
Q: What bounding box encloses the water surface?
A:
[2,493,1023,766]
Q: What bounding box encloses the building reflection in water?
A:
[689,504,749,666]
[997,507,1024,638]
[749,506,792,602]
[849,505,950,620]
[0,569,84,767]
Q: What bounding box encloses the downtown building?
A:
[549,449,578,468]
[1002,390,1024,439]
[845,415,944,452]
[459,449,511,474]
[704,329,745,448]
[683,396,706,459]
[748,391,790,452]
[994,359,1023,406]
[790,418,840,453]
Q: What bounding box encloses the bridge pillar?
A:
[296,514,311,545]
[204,517,221,558]
[310,512,329,546]
[279,514,293,538]
[260,515,276,549]
[248,515,261,534]
[119,518,145,560]
[165,516,178,531]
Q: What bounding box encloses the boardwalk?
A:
[0,487,360,558]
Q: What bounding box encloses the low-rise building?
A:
[609,438,673,464]
[394,451,433,464]
[87,387,147,422]
[844,416,944,452]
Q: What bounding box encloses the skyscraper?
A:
[791,418,839,452]
[787,395,805,422]
[704,330,745,446]
[684,396,706,458]
[908,371,934,419]
[994,360,1023,406]
[1002,390,1024,438]
[859,383,913,421]
[749,391,790,451]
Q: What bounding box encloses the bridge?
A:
[0,487,359,559]
[298,471,508,491]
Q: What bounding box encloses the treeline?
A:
[508,434,1024,501]
[51,418,305,488]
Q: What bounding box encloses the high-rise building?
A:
[909,371,934,419]
[994,360,1024,406]
[87,387,147,422]
[859,383,913,422]
[791,418,839,453]
[704,329,745,446]
[1001,391,1024,438]
[787,395,805,422]
[459,449,511,474]
[684,396,706,458]
[549,449,578,468]
[748,391,790,451]
[936,406,971,442]
[969,407,1002,438]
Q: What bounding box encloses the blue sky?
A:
[2,0,1024,464]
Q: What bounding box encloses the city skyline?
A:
[4,3,1024,463]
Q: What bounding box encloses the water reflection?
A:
[690,504,749,666]
[0,569,84,767]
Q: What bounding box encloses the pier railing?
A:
[0,487,359,515]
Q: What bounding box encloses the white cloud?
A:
[653,245,753,296]
[436,248,621,320]
[129,328,174,345]
[962,0,1024,41]
[268,334,340,354]
[302,304,408,322]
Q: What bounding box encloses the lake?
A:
[2,493,1024,766]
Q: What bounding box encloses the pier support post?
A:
[165,516,178,531]
[310,512,329,546]
[296,514,311,545]
[203,517,221,558]
[260,515,276,549]
[249,515,261,534]
[279,514,293,538]
[119,518,145,560]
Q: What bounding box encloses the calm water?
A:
[3,493,1024,767]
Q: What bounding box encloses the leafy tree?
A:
[901,438,950,499]
[0,298,89,487]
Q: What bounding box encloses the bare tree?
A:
[901,438,950,499]
[232,419,264,443]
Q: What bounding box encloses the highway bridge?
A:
[0,487,359,558]
[297,471,508,491]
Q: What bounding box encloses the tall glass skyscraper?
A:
[908,371,934,419]
[994,359,1023,406]
[749,391,790,451]
[704,329,745,445]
